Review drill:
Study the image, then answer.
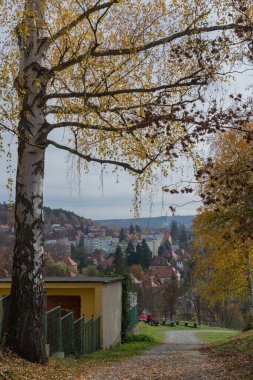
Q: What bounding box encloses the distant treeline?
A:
[96,215,195,229]
[0,203,91,226]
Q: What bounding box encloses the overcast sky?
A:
[0,134,200,219]
[0,68,251,220]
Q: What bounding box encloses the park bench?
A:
[150,319,159,326]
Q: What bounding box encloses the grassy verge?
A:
[210,329,253,354]
[79,333,159,363]
[203,330,253,379]
[197,330,239,343]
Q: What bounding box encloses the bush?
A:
[125,333,155,343]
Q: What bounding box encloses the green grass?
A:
[211,330,253,354]
[77,332,160,363]
[197,330,239,343]
[139,321,236,333]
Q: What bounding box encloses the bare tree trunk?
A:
[7,140,47,363]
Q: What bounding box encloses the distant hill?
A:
[96,215,195,229]
[0,203,91,226]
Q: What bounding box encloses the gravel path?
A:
[80,330,236,380]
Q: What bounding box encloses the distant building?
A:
[83,236,120,256]
[84,237,94,255]
[151,265,181,284]
[151,256,169,267]
[141,234,163,257]
[60,256,78,273]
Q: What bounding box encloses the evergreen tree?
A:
[135,243,142,266]
[84,224,90,234]
[158,244,165,256]
[73,236,88,272]
[140,239,152,270]
[80,221,85,233]
[158,239,172,256]
[114,245,124,274]
[170,220,179,244]
[70,243,76,260]
[126,241,137,267]
[178,224,188,249]
[135,224,141,233]
[119,228,126,242]
[129,224,135,234]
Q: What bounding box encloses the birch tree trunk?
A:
[7,0,49,363]
[7,141,47,363]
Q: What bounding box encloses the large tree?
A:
[0,0,253,363]
[193,126,253,327]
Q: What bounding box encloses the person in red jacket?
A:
[147,312,152,323]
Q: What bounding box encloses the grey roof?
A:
[0,276,123,284]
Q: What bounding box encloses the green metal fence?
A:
[61,311,74,356]
[0,295,101,357]
[85,317,93,353]
[127,305,139,332]
[45,309,101,357]
[94,317,100,351]
[73,316,101,355]
[74,316,85,354]
[46,306,62,356]
[0,295,10,344]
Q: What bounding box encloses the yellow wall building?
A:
[0,277,122,349]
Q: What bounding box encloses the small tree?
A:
[159,277,180,320]
[130,264,145,281]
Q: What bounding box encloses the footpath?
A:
[80,330,236,380]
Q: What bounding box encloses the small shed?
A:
[0,276,122,349]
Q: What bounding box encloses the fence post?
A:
[44,313,47,344]
[58,306,62,352]
[71,311,74,354]
[98,317,101,350]
[82,316,85,354]
[91,315,94,353]
[44,292,47,345]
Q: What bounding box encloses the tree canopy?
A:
[193,126,253,323]
[1,1,253,187]
[0,0,253,364]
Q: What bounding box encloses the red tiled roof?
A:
[61,256,77,267]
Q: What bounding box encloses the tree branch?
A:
[48,23,253,75]
[45,79,207,101]
[46,138,148,174]
[44,1,119,49]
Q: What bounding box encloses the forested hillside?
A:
[0,203,91,226]
[96,215,195,229]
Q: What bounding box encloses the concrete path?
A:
[82,330,236,380]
